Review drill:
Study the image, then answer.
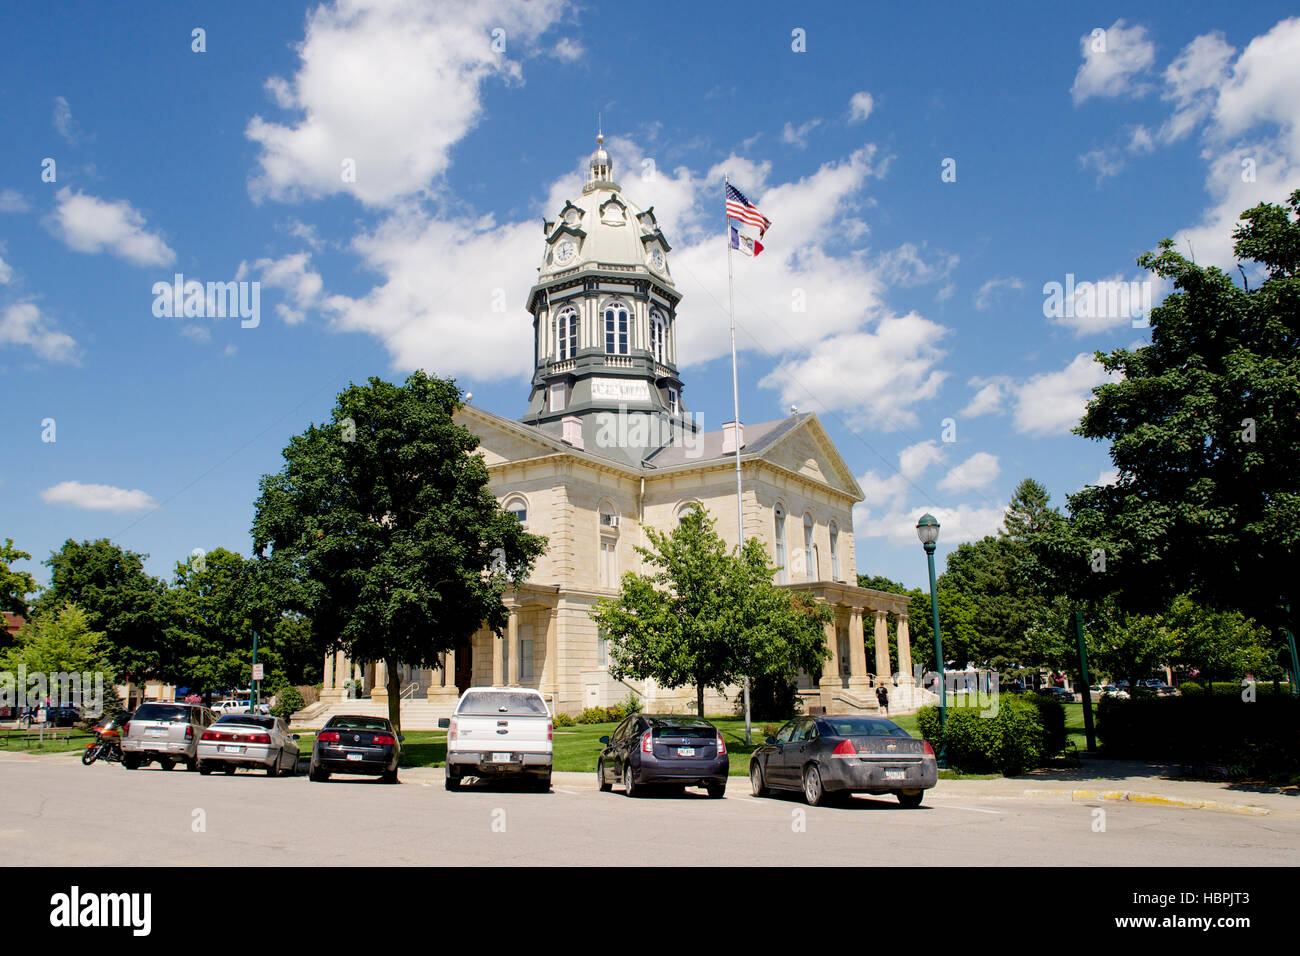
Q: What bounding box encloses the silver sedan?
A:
[196,714,300,776]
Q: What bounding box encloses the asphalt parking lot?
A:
[3,753,1298,866]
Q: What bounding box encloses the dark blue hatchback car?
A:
[597,714,728,798]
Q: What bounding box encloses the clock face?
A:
[650,248,665,271]
[554,241,576,265]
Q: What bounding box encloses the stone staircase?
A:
[291,696,458,730]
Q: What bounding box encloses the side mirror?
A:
[598,736,610,744]
[765,736,776,745]
[398,735,405,742]
[437,718,450,729]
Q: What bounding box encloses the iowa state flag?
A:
[730,225,764,257]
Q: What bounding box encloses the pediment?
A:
[758,417,863,500]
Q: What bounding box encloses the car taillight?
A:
[547,721,553,741]
[832,739,857,758]
[200,730,218,741]
[923,741,935,756]
[448,718,458,744]
[185,725,194,739]
[716,733,727,756]
[318,731,340,743]
[122,722,130,736]
[372,734,395,746]
[246,733,270,744]
[641,730,653,754]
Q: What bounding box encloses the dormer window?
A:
[604,300,629,355]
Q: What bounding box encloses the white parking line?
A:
[944,805,1003,814]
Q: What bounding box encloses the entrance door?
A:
[454,641,473,694]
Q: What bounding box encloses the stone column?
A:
[820,614,840,713]
[542,608,560,708]
[430,651,457,700]
[506,611,520,686]
[873,610,891,684]
[492,627,504,686]
[370,660,389,703]
[847,607,871,696]
[897,612,915,686]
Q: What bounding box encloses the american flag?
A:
[725,183,771,237]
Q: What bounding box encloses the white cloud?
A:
[960,376,1012,417]
[243,251,323,325]
[1095,468,1120,487]
[49,187,174,267]
[0,252,11,285]
[876,242,958,287]
[53,96,80,144]
[0,189,30,214]
[973,276,1023,311]
[1011,352,1116,437]
[1045,272,1166,337]
[41,480,156,512]
[938,452,1000,493]
[848,91,874,123]
[854,500,1008,548]
[245,0,570,207]
[781,119,822,148]
[758,312,949,431]
[1079,148,1125,181]
[1071,19,1156,104]
[0,302,78,363]
[551,37,583,62]
[855,440,946,516]
[854,445,1004,547]
[1158,31,1235,144]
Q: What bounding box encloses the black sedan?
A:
[597,714,728,798]
[309,715,403,783]
[749,715,937,807]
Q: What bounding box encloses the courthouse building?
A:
[304,137,929,727]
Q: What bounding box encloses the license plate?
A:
[219,745,242,754]
[677,747,695,756]
[346,753,363,762]
[885,769,905,781]
[491,752,512,763]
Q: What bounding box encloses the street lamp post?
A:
[916,513,948,768]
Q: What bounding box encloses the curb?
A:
[1017,787,1270,815]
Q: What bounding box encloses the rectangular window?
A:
[520,639,535,683]
[597,630,608,667]
[667,387,679,416]
[599,540,618,588]
[549,382,566,412]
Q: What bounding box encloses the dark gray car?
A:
[749,715,937,807]
[597,714,728,798]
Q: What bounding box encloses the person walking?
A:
[875,683,889,715]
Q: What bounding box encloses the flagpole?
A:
[726,174,752,746]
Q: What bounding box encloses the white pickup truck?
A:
[439,687,553,792]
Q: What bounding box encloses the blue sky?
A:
[3,0,1298,592]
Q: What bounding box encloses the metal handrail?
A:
[399,681,421,700]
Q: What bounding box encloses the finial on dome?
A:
[588,122,612,183]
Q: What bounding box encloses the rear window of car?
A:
[819,717,910,737]
[327,717,393,731]
[132,704,193,722]
[650,720,715,739]
[457,691,549,716]
[216,714,276,729]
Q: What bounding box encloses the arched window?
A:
[774,504,787,584]
[556,307,578,361]
[604,299,629,355]
[829,521,840,581]
[503,495,528,526]
[676,501,701,527]
[649,309,666,364]
[803,513,815,582]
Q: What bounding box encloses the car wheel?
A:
[309,765,328,782]
[597,758,611,792]
[534,773,551,793]
[623,762,640,798]
[198,762,212,776]
[897,789,924,808]
[161,759,175,771]
[803,765,828,807]
[185,757,198,772]
[444,770,461,791]
[749,762,769,798]
[267,752,281,777]
[122,754,141,770]
[706,783,726,799]
[381,768,399,784]
[224,764,237,775]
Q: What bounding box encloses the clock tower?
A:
[521,133,696,467]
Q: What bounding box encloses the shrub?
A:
[271,686,305,721]
[1179,680,1285,697]
[1096,695,1300,780]
[578,707,608,725]
[916,695,1047,775]
[761,723,780,739]
[552,711,574,728]
[1023,695,1067,758]
[746,674,803,721]
[618,691,642,716]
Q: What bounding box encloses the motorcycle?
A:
[82,715,126,765]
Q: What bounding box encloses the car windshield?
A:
[327,717,392,731]
[132,704,192,722]
[216,714,276,729]
[650,720,715,739]
[819,717,910,737]
[457,691,548,716]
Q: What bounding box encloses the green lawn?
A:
[0,729,94,754]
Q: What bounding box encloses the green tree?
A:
[595,507,830,717]
[170,547,265,703]
[1,538,39,619]
[1,603,117,713]
[1165,593,1270,691]
[1086,602,1181,694]
[32,539,174,683]
[1071,190,1300,633]
[251,372,546,734]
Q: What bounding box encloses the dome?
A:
[538,135,673,286]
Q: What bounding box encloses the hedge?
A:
[1096,695,1300,780]
[916,695,1062,775]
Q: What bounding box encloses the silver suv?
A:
[121,702,216,771]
